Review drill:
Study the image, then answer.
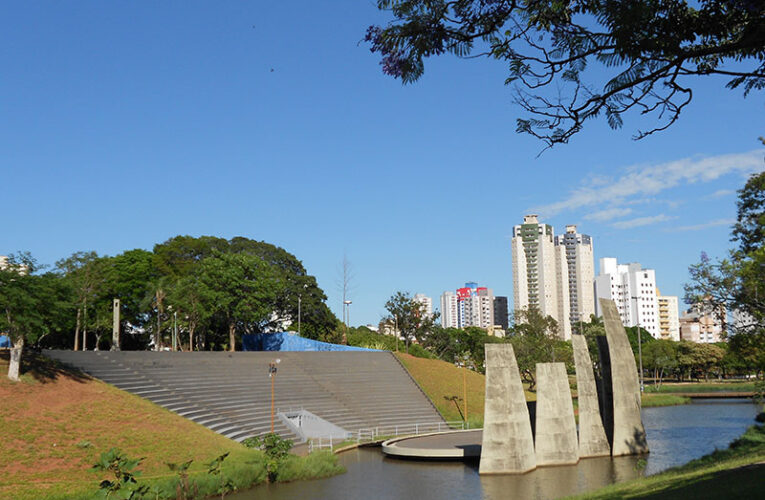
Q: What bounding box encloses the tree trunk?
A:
[74,307,81,351]
[8,337,24,381]
[189,323,195,352]
[228,321,236,352]
[83,297,88,351]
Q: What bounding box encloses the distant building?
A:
[440,291,459,329]
[512,215,571,339]
[440,283,496,330]
[493,296,509,330]
[594,258,660,339]
[656,290,680,341]
[413,293,433,319]
[680,301,725,343]
[555,225,595,328]
[0,255,7,270]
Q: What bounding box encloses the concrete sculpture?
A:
[479,344,536,474]
[534,362,579,465]
[600,298,649,455]
[572,334,610,458]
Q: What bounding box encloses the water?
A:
[231,399,760,500]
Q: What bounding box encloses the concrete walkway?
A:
[382,429,482,459]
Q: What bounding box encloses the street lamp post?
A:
[173,311,178,352]
[298,294,301,336]
[631,296,645,393]
[269,359,281,433]
[343,300,352,344]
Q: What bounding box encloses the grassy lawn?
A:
[645,381,756,393]
[641,393,691,407]
[567,424,765,499]
[0,351,343,500]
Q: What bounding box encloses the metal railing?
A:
[308,420,468,452]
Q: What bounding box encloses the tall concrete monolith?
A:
[479,344,536,474]
[534,362,579,466]
[600,298,649,456]
[111,298,120,351]
[572,335,610,458]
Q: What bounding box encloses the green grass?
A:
[640,393,691,407]
[567,425,765,499]
[0,351,343,500]
[646,382,756,393]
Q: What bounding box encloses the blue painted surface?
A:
[242,332,380,352]
[0,335,10,348]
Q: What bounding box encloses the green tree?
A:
[383,291,438,353]
[509,307,568,390]
[685,171,765,378]
[197,252,280,351]
[366,1,765,148]
[642,340,678,389]
[0,253,55,380]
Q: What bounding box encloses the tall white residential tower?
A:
[512,215,571,339]
[555,225,595,328]
[594,258,660,339]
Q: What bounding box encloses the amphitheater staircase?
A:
[42,350,444,443]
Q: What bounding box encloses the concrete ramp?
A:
[42,350,444,443]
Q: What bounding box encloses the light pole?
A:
[394,315,399,352]
[269,359,281,433]
[631,296,645,393]
[173,310,178,352]
[298,294,301,336]
[343,300,352,344]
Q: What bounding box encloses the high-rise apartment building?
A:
[594,258,660,339]
[440,291,459,329]
[493,296,509,330]
[413,293,433,319]
[439,283,496,330]
[656,290,680,341]
[679,301,725,343]
[512,215,571,339]
[554,225,595,326]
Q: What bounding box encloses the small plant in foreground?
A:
[92,448,149,499]
[167,459,197,500]
[207,452,235,499]
[242,432,293,483]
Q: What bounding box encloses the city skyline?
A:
[2,2,762,327]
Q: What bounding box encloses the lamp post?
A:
[173,310,178,352]
[269,359,281,433]
[298,294,301,336]
[631,296,645,393]
[343,300,352,344]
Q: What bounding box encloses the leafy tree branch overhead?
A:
[366,0,765,148]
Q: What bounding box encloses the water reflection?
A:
[230,399,758,500]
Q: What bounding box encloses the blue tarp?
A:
[242,332,380,352]
[0,335,10,348]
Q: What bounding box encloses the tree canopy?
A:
[366,0,765,148]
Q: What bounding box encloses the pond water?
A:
[231,399,760,500]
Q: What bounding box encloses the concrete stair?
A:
[42,350,444,443]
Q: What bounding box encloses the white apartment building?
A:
[440,291,459,329]
[413,293,433,319]
[555,225,595,327]
[440,284,496,330]
[512,215,571,339]
[594,258,660,339]
[656,290,680,341]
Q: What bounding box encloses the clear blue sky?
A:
[2,1,763,326]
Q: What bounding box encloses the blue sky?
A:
[2,1,763,326]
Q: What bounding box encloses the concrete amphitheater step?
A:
[43,350,445,443]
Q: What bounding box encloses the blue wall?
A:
[0,335,10,348]
[242,332,380,352]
